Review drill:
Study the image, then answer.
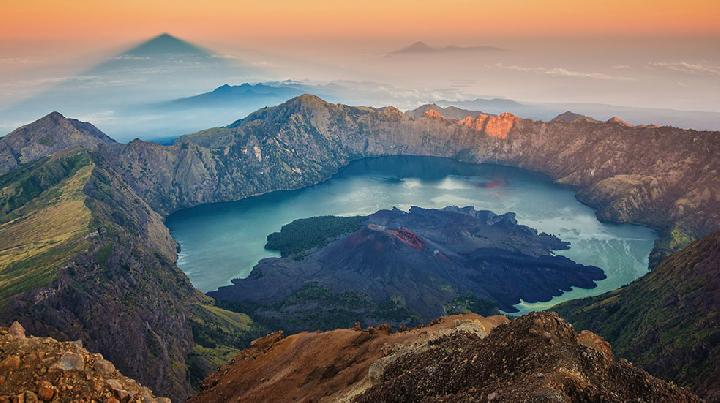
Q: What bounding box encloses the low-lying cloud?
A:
[650,61,720,76]
[494,63,635,81]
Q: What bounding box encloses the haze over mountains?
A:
[3,33,720,142]
[387,41,503,56]
[0,34,261,140]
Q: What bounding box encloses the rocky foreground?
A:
[190,312,698,402]
[0,322,168,402]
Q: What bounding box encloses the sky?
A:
[1,0,720,136]
[2,0,720,42]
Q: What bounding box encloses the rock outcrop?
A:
[189,313,698,402]
[458,111,518,139]
[0,321,169,402]
[189,314,509,402]
[556,231,720,400]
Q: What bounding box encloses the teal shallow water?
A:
[166,156,656,312]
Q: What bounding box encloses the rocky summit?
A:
[190,312,698,403]
[0,321,169,402]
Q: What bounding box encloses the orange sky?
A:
[2,0,719,44]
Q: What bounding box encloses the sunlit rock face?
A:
[458,112,518,139]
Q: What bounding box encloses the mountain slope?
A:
[0,112,114,175]
[555,231,720,400]
[190,313,698,402]
[0,147,264,400]
[3,97,720,398]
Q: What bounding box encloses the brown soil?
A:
[189,314,509,402]
[358,312,699,402]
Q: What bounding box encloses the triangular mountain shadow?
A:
[0,33,262,132]
[124,33,211,56]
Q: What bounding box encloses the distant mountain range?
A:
[388,41,503,56]
[160,83,720,132]
[165,83,304,108]
[432,98,720,131]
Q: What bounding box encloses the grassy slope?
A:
[187,300,265,386]
[0,152,93,301]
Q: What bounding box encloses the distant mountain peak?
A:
[389,41,502,56]
[44,111,66,121]
[404,41,434,52]
[123,33,210,57]
[551,111,598,124]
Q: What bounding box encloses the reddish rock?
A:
[423,109,443,119]
[0,355,20,370]
[484,112,517,139]
[37,381,55,401]
[7,322,25,339]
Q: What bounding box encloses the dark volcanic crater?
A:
[210,206,604,331]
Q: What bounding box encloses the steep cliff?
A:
[555,231,720,400]
[105,95,720,261]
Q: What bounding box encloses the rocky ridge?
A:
[190,312,698,402]
[104,95,720,263]
[189,314,510,402]
[0,112,115,176]
[0,321,169,402]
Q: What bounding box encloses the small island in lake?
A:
[210,206,605,331]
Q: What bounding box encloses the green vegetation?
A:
[186,301,265,387]
[555,233,720,397]
[444,296,500,316]
[0,151,91,216]
[221,282,421,332]
[668,226,694,251]
[265,215,366,258]
[0,152,94,302]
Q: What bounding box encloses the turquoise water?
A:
[166,156,656,312]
